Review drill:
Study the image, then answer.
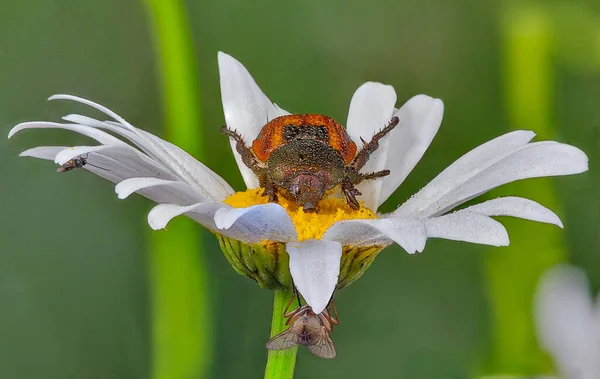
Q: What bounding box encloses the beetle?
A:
[222,114,399,211]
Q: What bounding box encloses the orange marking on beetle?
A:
[251,114,357,164]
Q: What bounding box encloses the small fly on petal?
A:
[57,153,109,173]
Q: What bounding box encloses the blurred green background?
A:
[1,0,599,378]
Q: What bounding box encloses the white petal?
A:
[535,265,600,379]
[49,94,137,130]
[70,148,198,205]
[464,196,563,228]
[88,161,185,204]
[122,127,234,202]
[20,144,170,185]
[89,146,174,180]
[213,203,298,242]
[19,146,67,160]
[52,95,234,202]
[150,131,235,200]
[56,116,175,177]
[346,82,397,142]
[64,115,174,172]
[397,139,588,218]
[396,130,536,217]
[62,110,174,176]
[377,95,444,208]
[84,151,213,206]
[322,221,391,248]
[323,217,426,254]
[19,142,204,206]
[81,118,226,203]
[54,145,109,165]
[345,82,397,210]
[286,240,342,314]
[8,121,124,145]
[63,115,162,162]
[425,211,509,246]
[148,201,298,243]
[218,52,289,188]
[595,292,600,349]
[147,203,204,230]
[115,177,204,203]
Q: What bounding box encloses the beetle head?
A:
[288,174,326,212]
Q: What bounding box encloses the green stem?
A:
[141,1,211,378]
[264,289,298,379]
[482,5,562,375]
[149,222,210,379]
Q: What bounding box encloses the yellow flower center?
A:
[224,188,377,241]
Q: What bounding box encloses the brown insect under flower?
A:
[265,292,339,359]
[222,114,399,212]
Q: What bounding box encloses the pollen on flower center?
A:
[224,189,377,240]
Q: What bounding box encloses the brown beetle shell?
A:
[251,114,357,164]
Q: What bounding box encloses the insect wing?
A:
[307,329,336,359]
[265,327,300,351]
[57,161,75,172]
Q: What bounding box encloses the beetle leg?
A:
[359,170,390,181]
[261,179,279,202]
[345,166,391,184]
[220,126,263,175]
[341,177,361,210]
[351,116,399,171]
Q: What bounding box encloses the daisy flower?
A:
[9,52,587,318]
[535,265,600,379]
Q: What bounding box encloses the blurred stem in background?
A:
[483,4,561,375]
[142,1,212,379]
[264,289,298,379]
[548,2,600,75]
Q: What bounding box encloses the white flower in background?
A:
[535,265,600,379]
[9,52,588,315]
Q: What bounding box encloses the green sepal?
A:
[215,233,386,291]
